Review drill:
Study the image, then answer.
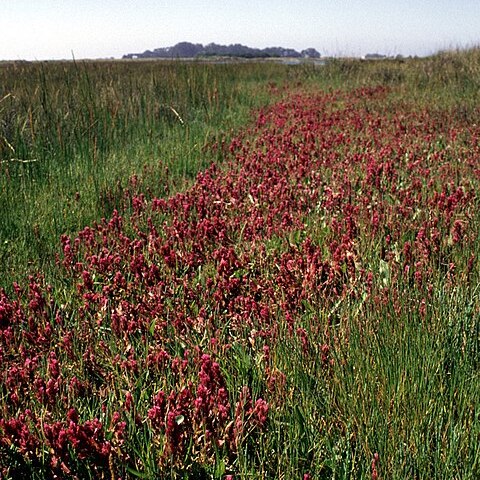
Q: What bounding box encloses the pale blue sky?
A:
[1,0,479,60]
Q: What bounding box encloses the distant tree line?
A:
[123,42,321,59]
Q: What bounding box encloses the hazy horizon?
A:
[1,0,479,61]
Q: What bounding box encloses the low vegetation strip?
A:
[1,79,480,478]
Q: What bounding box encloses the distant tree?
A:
[301,48,321,58]
[263,47,283,57]
[169,42,203,57]
[203,43,226,56]
[123,42,317,60]
[228,44,256,57]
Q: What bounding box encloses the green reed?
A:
[0,60,292,287]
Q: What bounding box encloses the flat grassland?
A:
[0,51,479,478]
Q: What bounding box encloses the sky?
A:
[1,0,479,60]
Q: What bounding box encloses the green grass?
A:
[0,60,294,288]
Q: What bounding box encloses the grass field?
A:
[0,50,479,479]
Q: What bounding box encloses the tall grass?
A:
[316,47,480,106]
[0,60,292,287]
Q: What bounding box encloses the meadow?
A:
[0,50,479,478]
[0,60,299,287]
